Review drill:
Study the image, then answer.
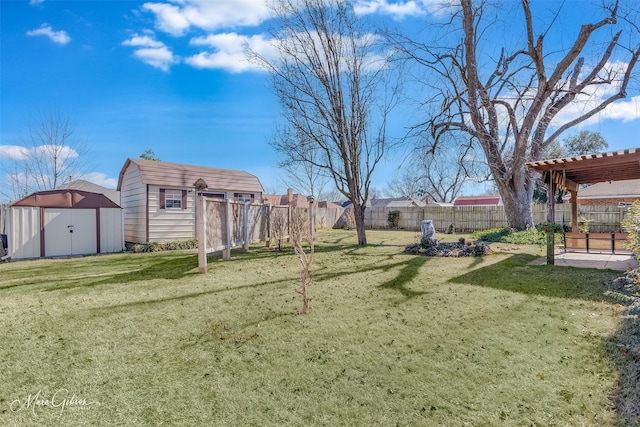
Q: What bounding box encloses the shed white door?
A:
[44,209,97,256]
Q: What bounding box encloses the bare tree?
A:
[290,207,314,314]
[384,172,426,199]
[2,110,88,200]
[276,142,332,199]
[386,134,489,203]
[250,0,399,245]
[393,0,640,228]
[269,206,289,251]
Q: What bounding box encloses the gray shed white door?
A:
[44,209,97,256]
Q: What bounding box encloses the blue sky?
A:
[1,0,639,201]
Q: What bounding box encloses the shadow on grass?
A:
[218,242,360,261]
[0,253,200,293]
[451,251,640,423]
[89,277,288,313]
[448,253,621,302]
[88,248,432,313]
[377,255,429,299]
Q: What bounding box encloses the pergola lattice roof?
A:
[526,148,640,192]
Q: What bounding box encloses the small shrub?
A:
[471,227,512,242]
[387,210,401,228]
[502,228,547,245]
[535,222,569,233]
[622,200,640,259]
[125,239,198,253]
[471,227,558,245]
[578,216,591,233]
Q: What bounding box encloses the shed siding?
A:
[148,186,195,242]
[120,163,147,243]
[100,208,124,253]
[10,207,40,259]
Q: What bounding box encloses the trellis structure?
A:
[196,196,316,273]
[526,148,640,264]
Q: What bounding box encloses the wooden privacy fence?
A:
[364,204,632,233]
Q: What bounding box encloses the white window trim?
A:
[165,189,182,210]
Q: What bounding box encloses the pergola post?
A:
[570,190,578,232]
[545,173,556,265]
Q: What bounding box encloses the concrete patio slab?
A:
[529,251,638,270]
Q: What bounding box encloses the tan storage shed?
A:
[117,158,263,243]
[8,189,123,260]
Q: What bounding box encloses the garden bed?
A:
[404,240,492,257]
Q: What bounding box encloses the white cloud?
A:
[81,172,118,189]
[354,0,424,18]
[550,60,640,126]
[354,0,454,19]
[26,24,71,45]
[29,0,45,5]
[0,144,78,161]
[600,96,640,123]
[186,33,274,72]
[133,47,176,71]
[122,34,176,71]
[122,34,165,48]
[0,145,29,160]
[142,0,271,36]
[142,3,191,36]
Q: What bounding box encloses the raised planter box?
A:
[564,232,630,254]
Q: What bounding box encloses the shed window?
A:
[234,193,254,203]
[201,192,225,199]
[160,189,187,210]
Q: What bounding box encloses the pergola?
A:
[526,148,640,264]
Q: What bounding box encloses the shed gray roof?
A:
[117,158,264,193]
[58,179,121,205]
[577,179,640,199]
[369,197,426,208]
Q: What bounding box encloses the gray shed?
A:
[8,189,123,260]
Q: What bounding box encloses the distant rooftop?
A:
[453,195,501,207]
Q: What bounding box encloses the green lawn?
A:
[0,230,629,426]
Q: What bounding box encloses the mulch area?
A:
[404,240,492,257]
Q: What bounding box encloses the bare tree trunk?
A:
[353,203,367,245]
[492,164,536,229]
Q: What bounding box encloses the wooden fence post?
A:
[197,194,207,273]
[287,205,292,242]
[223,199,231,260]
[308,197,316,240]
[243,201,250,253]
[265,204,272,248]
